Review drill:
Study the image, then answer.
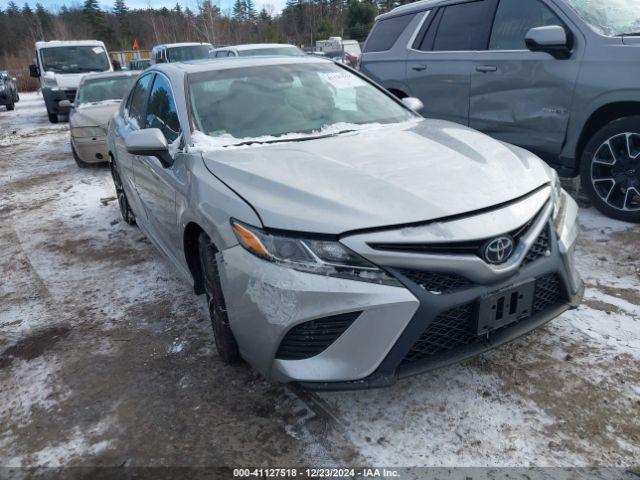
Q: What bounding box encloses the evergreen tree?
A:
[21,3,33,15]
[6,1,20,15]
[113,0,128,17]
[232,0,244,20]
[83,0,104,32]
[245,0,256,20]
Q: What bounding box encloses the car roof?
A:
[376,0,445,20]
[35,40,105,48]
[154,42,213,49]
[152,55,329,77]
[228,43,299,51]
[80,70,140,81]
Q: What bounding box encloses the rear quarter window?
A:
[364,13,418,53]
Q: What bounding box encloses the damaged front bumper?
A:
[218,188,583,389]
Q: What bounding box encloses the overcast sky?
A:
[0,0,287,14]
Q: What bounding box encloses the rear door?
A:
[469,0,581,162]
[407,0,497,126]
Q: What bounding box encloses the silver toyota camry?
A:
[107,56,583,390]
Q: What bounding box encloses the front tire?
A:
[198,233,240,364]
[48,112,58,123]
[580,116,640,223]
[6,101,15,111]
[110,159,136,225]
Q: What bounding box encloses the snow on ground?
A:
[0,93,639,469]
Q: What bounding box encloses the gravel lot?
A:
[1,93,639,470]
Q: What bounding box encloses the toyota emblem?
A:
[482,236,515,265]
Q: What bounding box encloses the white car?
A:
[214,43,306,58]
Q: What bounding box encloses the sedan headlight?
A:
[71,126,106,138]
[231,220,401,286]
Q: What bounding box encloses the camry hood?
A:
[201,120,553,234]
[70,102,120,129]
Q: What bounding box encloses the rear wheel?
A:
[6,101,14,111]
[580,116,640,223]
[198,233,240,363]
[110,159,136,225]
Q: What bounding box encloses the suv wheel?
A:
[198,233,240,364]
[580,116,640,223]
[110,160,136,225]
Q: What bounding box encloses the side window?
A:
[490,0,564,50]
[433,1,494,51]
[127,74,153,129]
[363,13,417,53]
[146,74,181,143]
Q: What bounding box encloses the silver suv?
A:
[360,0,640,222]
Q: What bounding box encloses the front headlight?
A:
[43,77,60,91]
[550,171,566,233]
[71,126,106,138]
[231,220,401,286]
[0,85,5,92]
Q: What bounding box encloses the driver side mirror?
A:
[59,99,73,110]
[402,96,424,112]
[125,128,173,168]
[29,64,40,78]
[525,26,571,59]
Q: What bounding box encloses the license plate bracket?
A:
[476,280,536,335]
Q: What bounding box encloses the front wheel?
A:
[48,112,58,123]
[110,159,136,225]
[580,116,640,223]
[6,101,15,111]
[198,233,240,364]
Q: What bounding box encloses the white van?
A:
[30,40,113,123]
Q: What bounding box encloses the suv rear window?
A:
[364,13,417,53]
[433,0,494,51]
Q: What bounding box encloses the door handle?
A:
[412,64,427,72]
[476,65,498,73]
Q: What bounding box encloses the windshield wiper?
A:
[228,129,358,147]
[620,32,640,36]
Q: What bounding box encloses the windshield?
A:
[41,46,111,73]
[77,76,137,105]
[188,62,413,145]
[167,45,213,62]
[238,47,305,57]
[564,0,640,36]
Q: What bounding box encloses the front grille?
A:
[402,303,476,363]
[275,311,361,360]
[533,273,562,313]
[397,269,472,294]
[402,273,565,365]
[64,89,77,101]
[368,215,536,257]
[522,225,551,266]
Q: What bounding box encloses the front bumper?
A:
[219,190,583,389]
[71,135,108,163]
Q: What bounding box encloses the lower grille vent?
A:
[275,311,361,360]
[402,273,565,365]
[397,270,472,294]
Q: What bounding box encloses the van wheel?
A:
[580,116,640,223]
[198,233,240,364]
[110,159,136,225]
[48,112,58,123]
[6,101,14,111]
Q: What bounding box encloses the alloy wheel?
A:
[590,132,640,212]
